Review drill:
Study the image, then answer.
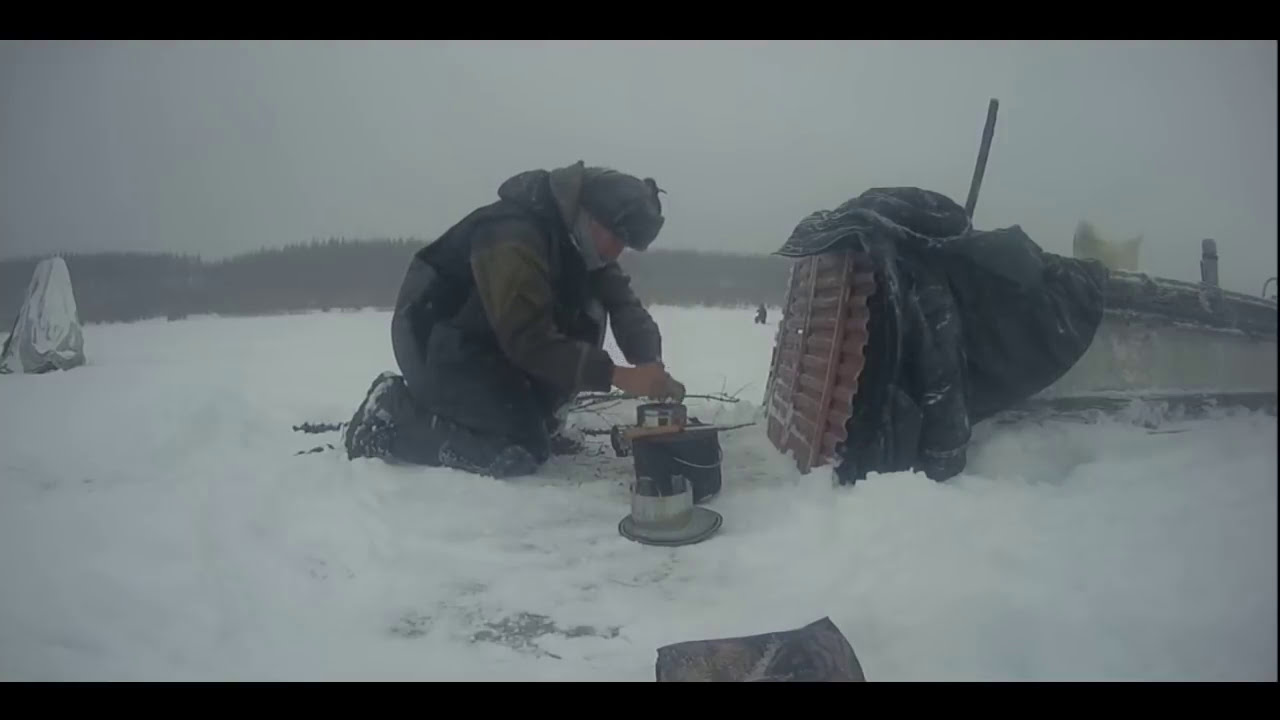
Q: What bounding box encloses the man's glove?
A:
[613,362,685,401]
[663,376,686,403]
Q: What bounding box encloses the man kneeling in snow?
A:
[344,161,685,478]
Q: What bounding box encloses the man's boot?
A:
[345,372,542,479]
[544,403,585,456]
[549,426,586,456]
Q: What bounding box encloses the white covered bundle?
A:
[1,256,86,374]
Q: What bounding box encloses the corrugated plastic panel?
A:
[764,250,875,473]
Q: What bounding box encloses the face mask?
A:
[571,210,608,271]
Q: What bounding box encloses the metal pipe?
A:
[964,98,1000,219]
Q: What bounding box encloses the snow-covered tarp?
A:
[774,187,1109,483]
[0,256,86,375]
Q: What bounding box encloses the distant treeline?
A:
[0,238,792,325]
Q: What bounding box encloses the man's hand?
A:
[613,362,685,401]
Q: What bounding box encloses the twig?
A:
[580,420,757,437]
[726,382,752,401]
[573,396,627,412]
[580,407,619,428]
[574,392,630,404]
[294,422,343,434]
[571,391,741,409]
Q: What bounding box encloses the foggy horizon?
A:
[1,40,1276,294]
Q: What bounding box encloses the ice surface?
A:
[0,306,1274,681]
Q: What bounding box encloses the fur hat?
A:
[579,167,666,251]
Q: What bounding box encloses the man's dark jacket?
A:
[391,163,662,450]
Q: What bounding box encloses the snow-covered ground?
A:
[0,306,1275,681]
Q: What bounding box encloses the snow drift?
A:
[0,256,86,375]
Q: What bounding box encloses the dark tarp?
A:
[655,616,866,682]
[777,187,1109,483]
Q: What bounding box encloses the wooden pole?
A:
[964,98,1000,219]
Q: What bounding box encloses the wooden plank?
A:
[810,292,846,313]
[784,257,818,459]
[832,381,859,402]
[814,272,847,291]
[806,333,835,355]
[770,401,791,423]
[813,253,846,272]
[787,288,813,306]
[788,435,817,474]
[800,353,830,376]
[768,399,788,420]
[808,250,853,470]
[850,271,876,296]
[793,401,823,434]
[791,304,841,320]
[821,430,846,455]
[773,366,796,384]
[835,350,862,374]
[813,284,845,302]
[791,411,816,441]
[777,333,803,351]
[792,268,851,296]
[797,372,827,395]
[793,391,822,417]
[782,316,810,332]
[840,331,869,358]
[835,358,864,382]
[768,249,879,475]
[833,379,861,401]
[806,315,839,332]
[763,260,798,408]
[826,408,851,435]
[766,417,785,449]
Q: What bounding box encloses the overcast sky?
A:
[1,40,1275,294]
